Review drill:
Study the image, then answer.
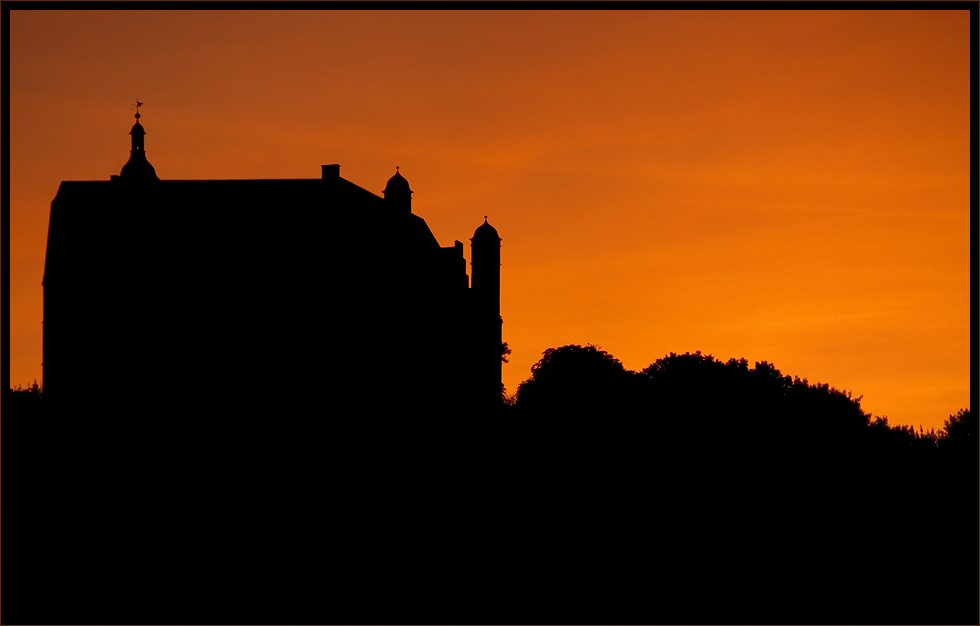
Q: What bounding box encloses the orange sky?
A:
[8,10,972,430]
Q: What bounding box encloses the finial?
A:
[484,215,488,222]
[396,166,400,172]
[132,98,144,120]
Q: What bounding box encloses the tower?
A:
[119,102,159,181]
[471,217,502,409]
[383,167,412,213]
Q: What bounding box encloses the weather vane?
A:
[131,97,144,119]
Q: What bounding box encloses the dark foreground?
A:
[5,399,975,625]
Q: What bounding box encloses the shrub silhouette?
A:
[515,344,634,416]
[940,407,973,449]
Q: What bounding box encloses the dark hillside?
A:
[4,350,974,623]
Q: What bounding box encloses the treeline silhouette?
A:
[505,345,975,622]
[4,346,975,623]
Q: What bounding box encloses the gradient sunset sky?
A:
[8,10,972,429]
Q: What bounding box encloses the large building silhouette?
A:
[43,112,503,416]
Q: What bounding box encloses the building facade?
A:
[42,113,503,417]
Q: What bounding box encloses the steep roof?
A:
[43,175,441,286]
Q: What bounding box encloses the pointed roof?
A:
[120,110,158,181]
[383,166,412,196]
[472,216,500,241]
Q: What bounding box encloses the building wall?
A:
[43,175,500,418]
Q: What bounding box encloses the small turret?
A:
[383,167,412,213]
[471,216,502,409]
[119,101,159,182]
[471,216,501,311]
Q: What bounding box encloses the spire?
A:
[130,98,145,151]
[119,100,158,181]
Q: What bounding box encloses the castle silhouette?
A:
[21,110,977,626]
[42,110,503,416]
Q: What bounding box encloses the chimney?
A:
[322,164,340,179]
